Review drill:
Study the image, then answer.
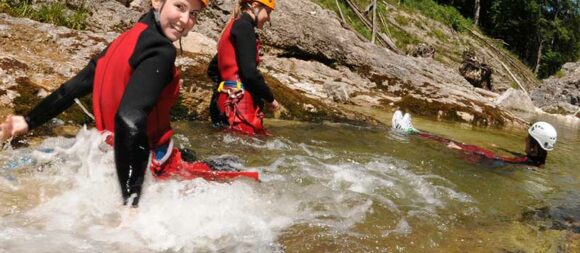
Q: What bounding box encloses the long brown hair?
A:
[526,134,547,165]
[221,0,252,34]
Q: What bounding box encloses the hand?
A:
[447,142,462,150]
[0,115,29,142]
[270,99,280,111]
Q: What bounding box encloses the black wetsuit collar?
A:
[140,10,170,40]
[240,12,257,28]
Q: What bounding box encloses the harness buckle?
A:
[227,89,244,99]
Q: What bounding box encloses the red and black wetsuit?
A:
[207,12,274,134]
[417,132,545,166]
[24,10,179,206]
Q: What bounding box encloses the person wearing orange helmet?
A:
[0,0,258,208]
[207,0,280,135]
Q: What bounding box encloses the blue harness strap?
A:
[217,80,245,93]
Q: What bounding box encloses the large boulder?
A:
[531,61,580,115]
[494,88,537,114]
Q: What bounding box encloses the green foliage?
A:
[314,0,578,79]
[394,14,410,26]
[388,23,422,48]
[487,0,580,78]
[400,0,473,32]
[1,1,89,30]
[428,28,448,42]
[314,0,422,49]
[314,0,373,39]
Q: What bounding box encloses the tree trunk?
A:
[474,0,481,25]
[534,39,544,75]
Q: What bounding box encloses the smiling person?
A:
[207,0,280,135]
[0,0,258,208]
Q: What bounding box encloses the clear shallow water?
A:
[0,115,578,252]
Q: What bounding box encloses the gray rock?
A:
[531,61,580,114]
[494,88,537,114]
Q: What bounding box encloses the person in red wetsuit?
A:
[207,0,280,135]
[0,0,257,208]
[392,110,558,167]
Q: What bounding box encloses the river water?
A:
[0,113,578,252]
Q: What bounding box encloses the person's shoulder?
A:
[232,15,254,33]
[135,27,177,61]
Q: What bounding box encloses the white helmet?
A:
[528,122,557,151]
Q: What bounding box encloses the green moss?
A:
[428,29,448,42]
[1,1,89,30]
[413,19,426,29]
[394,14,410,26]
[399,0,473,32]
[385,23,422,49]
[313,0,372,40]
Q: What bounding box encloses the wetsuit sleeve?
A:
[24,59,96,129]
[497,148,526,157]
[207,54,221,85]
[114,37,176,207]
[231,20,274,103]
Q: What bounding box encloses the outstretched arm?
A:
[0,59,97,141]
[25,59,97,129]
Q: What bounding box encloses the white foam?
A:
[0,128,479,251]
[0,128,300,252]
[221,134,291,150]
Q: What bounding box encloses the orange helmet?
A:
[242,0,275,10]
[200,0,208,7]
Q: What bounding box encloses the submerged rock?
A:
[521,205,580,234]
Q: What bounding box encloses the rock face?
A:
[531,61,580,115]
[0,13,117,109]
[0,0,532,129]
[252,0,526,127]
